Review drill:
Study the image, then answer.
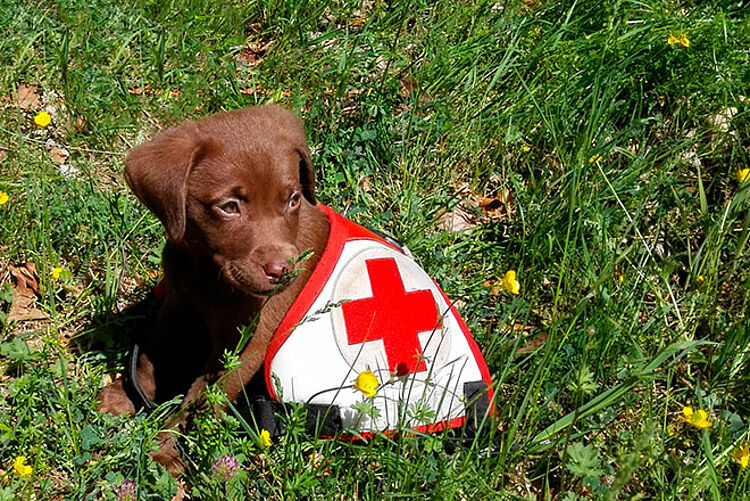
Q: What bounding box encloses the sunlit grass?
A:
[0,0,748,499]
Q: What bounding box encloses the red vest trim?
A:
[264,205,493,435]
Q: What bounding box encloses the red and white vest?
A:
[264,206,493,435]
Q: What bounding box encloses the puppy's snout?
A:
[263,261,288,283]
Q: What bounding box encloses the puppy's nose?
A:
[263,261,288,283]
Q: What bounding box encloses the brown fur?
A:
[97,106,330,474]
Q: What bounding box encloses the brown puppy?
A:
[98,106,330,472]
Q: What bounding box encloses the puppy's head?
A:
[124,106,316,295]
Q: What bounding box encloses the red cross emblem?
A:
[341,258,442,376]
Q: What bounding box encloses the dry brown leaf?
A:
[516,332,548,354]
[238,39,272,69]
[15,262,40,295]
[341,88,362,115]
[358,175,373,193]
[477,188,514,218]
[400,76,418,98]
[50,146,69,165]
[438,204,478,232]
[70,115,90,134]
[438,179,515,233]
[15,84,41,109]
[483,279,501,296]
[8,262,48,322]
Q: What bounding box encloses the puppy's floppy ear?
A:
[124,124,205,242]
[296,146,316,204]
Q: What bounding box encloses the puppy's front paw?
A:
[97,379,136,416]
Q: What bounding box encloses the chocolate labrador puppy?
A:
[98,106,330,472]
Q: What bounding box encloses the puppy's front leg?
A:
[149,313,276,474]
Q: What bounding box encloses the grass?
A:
[0,0,749,498]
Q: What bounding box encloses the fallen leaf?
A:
[483,279,501,296]
[400,76,418,98]
[50,146,69,165]
[438,204,478,232]
[238,39,272,69]
[358,175,373,193]
[346,3,371,29]
[8,262,48,322]
[341,88,362,115]
[478,188,514,218]
[15,85,41,109]
[516,332,548,354]
[14,262,40,296]
[70,115,90,134]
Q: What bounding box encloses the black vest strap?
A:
[462,380,491,435]
[124,343,157,412]
[242,380,491,439]
[246,396,344,438]
[126,338,491,440]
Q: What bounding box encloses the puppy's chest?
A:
[190,296,258,344]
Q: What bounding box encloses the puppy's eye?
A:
[288,192,302,209]
[218,200,240,215]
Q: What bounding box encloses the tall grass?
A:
[0,0,748,499]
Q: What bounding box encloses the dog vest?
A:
[261,205,493,437]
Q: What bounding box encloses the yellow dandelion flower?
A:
[353,370,379,398]
[667,33,690,48]
[13,456,32,477]
[259,429,272,447]
[737,169,750,183]
[34,111,52,128]
[0,191,8,205]
[733,444,749,469]
[51,267,63,280]
[588,154,603,164]
[681,406,712,429]
[502,270,520,295]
